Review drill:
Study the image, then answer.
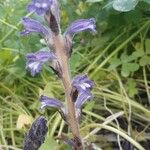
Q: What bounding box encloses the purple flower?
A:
[26,49,56,76]
[40,95,66,120]
[27,0,52,15]
[64,18,97,39]
[40,95,64,110]
[75,92,93,109]
[72,75,94,119]
[23,116,48,150]
[39,75,94,122]
[21,17,49,37]
[72,74,94,93]
[75,91,93,120]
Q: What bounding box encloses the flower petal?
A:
[75,92,93,109]
[72,74,94,93]
[26,49,56,76]
[27,0,52,15]
[23,116,48,150]
[39,95,67,121]
[40,95,64,110]
[27,3,36,12]
[64,18,96,39]
[21,17,49,37]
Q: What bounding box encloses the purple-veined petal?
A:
[40,95,67,121]
[75,92,93,109]
[72,74,94,93]
[40,95,64,110]
[26,49,56,76]
[27,0,53,15]
[71,75,94,120]
[21,17,49,37]
[64,18,96,38]
[23,116,48,150]
[27,4,36,12]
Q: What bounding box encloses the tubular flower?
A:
[39,92,93,121]
[40,95,66,120]
[74,92,93,120]
[23,116,48,150]
[39,95,67,121]
[72,74,94,93]
[21,17,49,37]
[64,18,97,39]
[27,0,52,15]
[72,75,94,119]
[40,95,65,110]
[26,49,56,76]
[75,92,93,109]
[39,75,94,121]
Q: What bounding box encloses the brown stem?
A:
[52,34,83,149]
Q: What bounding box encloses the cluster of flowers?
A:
[22,0,96,149]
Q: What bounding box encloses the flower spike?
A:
[23,116,48,150]
[26,49,56,76]
[21,17,50,37]
[27,0,53,15]
[64,18,97,39]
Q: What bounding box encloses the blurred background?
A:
[0,0,150,149]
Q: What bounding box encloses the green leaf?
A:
[126,78,138,97]
[121,63,139,77]
[142,0,150,4]
[108,57,121,70]
[121,64,130,77]
[145,39,150,54]
[139,55,150,66]
[121,53,137,63]
[40,136,59,150]
[131,51,144,58]
[113,0,139,12]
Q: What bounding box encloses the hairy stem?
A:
[52,34,82,149]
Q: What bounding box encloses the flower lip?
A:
[72,74,94,93]
[21,17,49,37]
[75,92,93,109]
[71,74,94,120]
[40,95,64,110]
[39,95,66,121]
[26,49,56,76]
[64,18,97,38]
[27,0,53,15]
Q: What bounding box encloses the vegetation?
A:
[0,0,150,149]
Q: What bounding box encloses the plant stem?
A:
[52,34,82,149]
